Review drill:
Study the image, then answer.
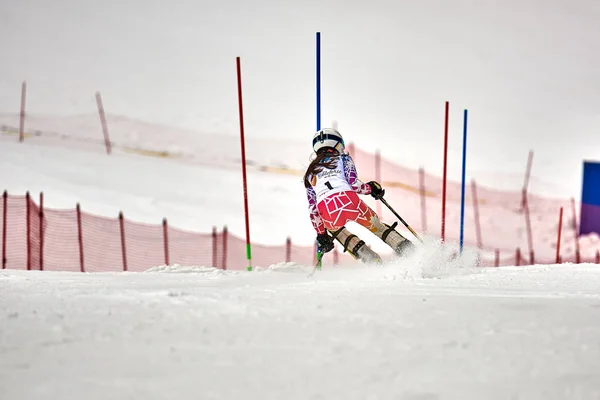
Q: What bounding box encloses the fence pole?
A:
[212,226,217,268]
[520,150,534,211]
[285,237,291,262]
[441,101,449,242]
[471,180,482,248]
[119,212,128,272]
[596,250,599,264]
[570,197,580,263]
[222,226,228,270]
[162,218,170,266]
[2,191,7,269]
[39,192,44,271]
[515,247,521,266]
[76,203,84,272]
[19,81,26,142]
[494,249,500,267]
[523,193,534,264]
[419,167,427,233]
[95,91,112,154]
[26,192,31,270]
[556,207,563,264]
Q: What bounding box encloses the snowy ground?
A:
[2,254,600,400]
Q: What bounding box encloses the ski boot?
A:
[330,227,382,265]
[373,221,416,258]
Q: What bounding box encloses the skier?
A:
[304,128,415,264]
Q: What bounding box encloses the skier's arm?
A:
[306,186,326,234]
[342,154,372,195]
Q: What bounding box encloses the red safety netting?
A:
[347,145,600,262]
[3,194,28,270]
[80,211,123,272]
[1,191,597,272]
[43,207,80,272]
[1,192,360,272]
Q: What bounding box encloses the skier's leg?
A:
[329,226,382,265]
[370,220,416,257]
[316,191,383,264]
[346,197,416,258]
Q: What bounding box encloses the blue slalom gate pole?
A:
[316,32,321,131]
[315,31,323,269]
[459,109,468,254]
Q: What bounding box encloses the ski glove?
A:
[367,181,385,200]
[316,233,334,253]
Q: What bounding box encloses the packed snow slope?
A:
[2,259,600,400]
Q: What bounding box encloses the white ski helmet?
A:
[312,128,345,154]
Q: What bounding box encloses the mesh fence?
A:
[1,192,360,272]
[1,191,598,272]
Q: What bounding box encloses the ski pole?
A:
[316,250,323,270]
[308,251,323,277]
[379,197,424,244]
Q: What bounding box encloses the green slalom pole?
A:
[246,244,252,272]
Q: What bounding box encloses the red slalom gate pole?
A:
[556,207,563,264]
[441,101,449,242]
[236,57,252,271]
